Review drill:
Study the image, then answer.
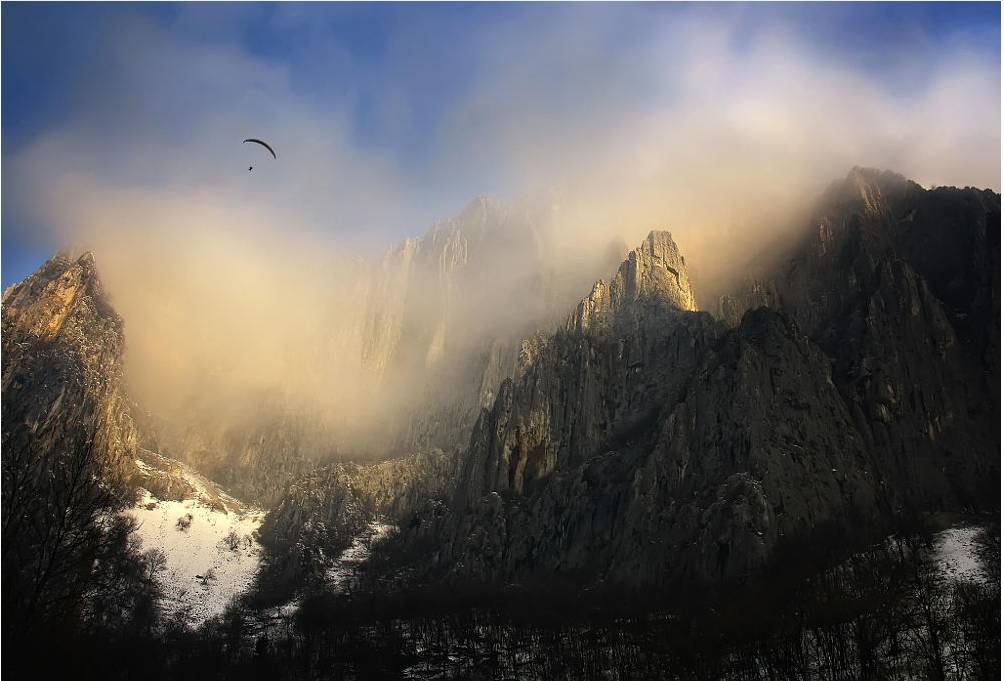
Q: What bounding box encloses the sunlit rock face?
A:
[2,252,141,496]
[0,252,235,506]
[570,230,697,335]
[456,230,717,504]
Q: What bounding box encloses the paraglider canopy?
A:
[242,138,277,159]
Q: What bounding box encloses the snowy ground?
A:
[327,520,395,592]
[125,458,265,628]
[931,525,988,583]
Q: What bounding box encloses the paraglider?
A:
[243,138,276,172]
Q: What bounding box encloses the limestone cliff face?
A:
[2,253,141,499]
[393,172,998,589]
[365,196,587,457]
[571,230,697,334]
[9,168,995,600]
[255,232,718,589]
[0,254,233,507]
[624,309,878,583]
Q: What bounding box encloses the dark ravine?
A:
[256,448,456,595]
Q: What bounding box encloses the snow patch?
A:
[932,526,986,583]
[124,459,265,628]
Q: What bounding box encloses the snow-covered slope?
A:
[126,451,264,627]
[327,520,394,592]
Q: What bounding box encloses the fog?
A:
[4,6,999,459]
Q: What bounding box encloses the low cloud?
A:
[3,5,999,454]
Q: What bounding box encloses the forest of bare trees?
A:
[87,515,994,681]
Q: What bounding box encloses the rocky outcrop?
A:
[0,253,240,510]
[570,230,697,333]
[405,308,880,586]
[0,253,166,634]
[368,196,624,457]
[456,231,718,505]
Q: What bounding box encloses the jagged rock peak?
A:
[426,195,514,242]
[818,167,917,218]
[621,230,696,310]
[571,230,696,333]
[459,194,503,220]
[2,251,118,344]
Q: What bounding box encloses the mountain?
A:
[0,252,180,638]
[384,231,876,586]
[2,168,998,627]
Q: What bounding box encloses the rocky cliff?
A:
[388,231,878,587]
[1,252,171,634]
[366,196,624,457]
[388,173,998,589]
[718,168,1000,509]
[455,231,717,506]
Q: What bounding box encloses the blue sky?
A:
[3,2,1000,287]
